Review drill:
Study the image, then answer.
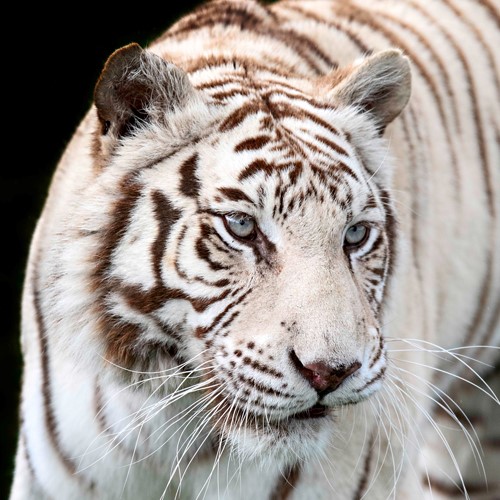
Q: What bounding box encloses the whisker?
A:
[387,373,472,498]
[389,365,486,479]
[387,338,499,403]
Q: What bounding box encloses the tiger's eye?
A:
[223,213,256,240]
[344,224,370,248]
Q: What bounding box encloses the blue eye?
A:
[344,224,369,248]
[223,213,256,240]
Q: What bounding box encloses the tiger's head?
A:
[88,43,410,462]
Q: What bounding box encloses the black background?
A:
[1,3,204,496]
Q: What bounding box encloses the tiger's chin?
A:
[215,380,386,466]
[219,407,337,466]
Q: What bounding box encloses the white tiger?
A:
[10,0,500,499]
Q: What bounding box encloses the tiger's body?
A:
[10,0,500,499]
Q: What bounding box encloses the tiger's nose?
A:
[290,350,361,396]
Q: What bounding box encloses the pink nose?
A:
[291,351,361,395]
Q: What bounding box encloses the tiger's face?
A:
[92,44,407,461]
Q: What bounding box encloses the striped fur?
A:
[10,0,500,499]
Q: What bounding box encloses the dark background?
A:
[1,3,203,497]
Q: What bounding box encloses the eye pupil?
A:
[223,213,256,240]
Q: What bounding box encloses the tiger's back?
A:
[11,0,500,499]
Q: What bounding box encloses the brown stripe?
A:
[355,366,386,393]
[443,0,500,98]
[270,100,342,138]
[235,135,271,152]
[21,429,36,481]
[179,153,201,199]
[94,381,132,458]
[235,371,290,397]
[219,100,265,132]
[408,0,494,216]
[480,292,500,347]
[253,25,336,74]
[167,2,267,37]
[477,0,500,29]
[455,289,500,392]
[20,429,55,500]
[196,288,252,339]
[423,474,491,496]
[91,174,142,294]
[174,225,231,287]
[448,51,496,362]
[218,186,254,204]
[352,430,376,500]
[314,133,349,157]
[331,2,461,198]
[270,463,301,500]
[167,0,336,73]
[184,54,293,75]
[462,249,494,348]
[33,273,90,486]
[238,159,276,181]
[244,357,284,379]
[379,189,397,306]
[262,88,324,108]
[484,436,500,449]
[432,401,484,428]
[278,3,372,54]
[368,333,384,369]
[376,5,461,131]
[151,190,181,283]
[120,281,229,315]
[196,77,246,92]
[196,222,231,271]
[403,109,422,268]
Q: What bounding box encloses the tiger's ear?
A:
[324,49,411,133]
[94,43,195,139]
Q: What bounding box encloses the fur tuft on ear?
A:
[94,43,195,139]
[323,49,411,133]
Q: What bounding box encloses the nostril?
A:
[290,350,361,394]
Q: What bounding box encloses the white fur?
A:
[11,0,500,499]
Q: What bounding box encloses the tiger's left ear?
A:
[94,43,195,139]
[323,49,411,133]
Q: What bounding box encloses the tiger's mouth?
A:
[290,403,329,420]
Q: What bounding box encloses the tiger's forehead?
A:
[197,83,366,191]
[194,70,357,167]
[190,95,373,222]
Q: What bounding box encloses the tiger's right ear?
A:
[94,43,195,139]
[321,49,411,134]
